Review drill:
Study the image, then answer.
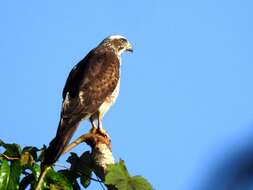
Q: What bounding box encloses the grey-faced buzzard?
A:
[43,35,133,166]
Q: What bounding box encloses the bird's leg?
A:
[97,112,108,137]
[89,117,97,134]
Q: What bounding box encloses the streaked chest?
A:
[99,79,120,117]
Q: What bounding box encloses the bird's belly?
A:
[99,81,120,117]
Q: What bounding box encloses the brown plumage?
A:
[42,35,133,167]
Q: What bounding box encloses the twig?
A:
[63,134,91,153]
[63,132,110,154]
[35,166,50,190]
[49,131,112,189]
[96,174,106,190]
[77,170,103,183]
[54,163,69,169]
[0,153,19,161]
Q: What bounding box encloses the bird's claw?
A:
[97,128,110,139]
[89,126,110,139]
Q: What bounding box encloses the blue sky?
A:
[1,0,253,190]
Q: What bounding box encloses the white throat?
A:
[117,48,125,56]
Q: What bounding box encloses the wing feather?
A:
[61,48,120,119]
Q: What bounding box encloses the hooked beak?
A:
[126,42,133,52]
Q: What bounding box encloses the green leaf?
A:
[20,152,34,168]
[105,160,154,190]
[18,163,40,189]
[38,145,47,162]
[130,176,153,190]
[49,184,66,190]
[67,151,92,189]
[0,139,5,147]
[66,152,79,166]
[105,160,129,186]
[45,169,73,190]
[22,146,39,161]
[0,141,21,158]
[7,160,22,190]
[19,174,35,190]
[59,170,80,190]
[80,175,90,188]
[20,146,40,169]
[30,163,41,181]
[78,152,92,188]
[0,160,10,190]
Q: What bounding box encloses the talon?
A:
[98,127,107,135]
[97,128,110,139]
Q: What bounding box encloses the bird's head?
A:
[100,35,133,55]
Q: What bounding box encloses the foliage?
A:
[0,139,153,190]
[105,160,153,190]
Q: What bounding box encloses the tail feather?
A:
[42,118,80,167]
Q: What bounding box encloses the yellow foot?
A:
[97,128,110,139]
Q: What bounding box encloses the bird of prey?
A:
[43,35,133,167]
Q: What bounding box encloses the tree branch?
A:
[63,132,111,154]
[0,153,19,161]
[64,130,117,190]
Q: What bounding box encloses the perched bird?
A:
[43,35,133,167]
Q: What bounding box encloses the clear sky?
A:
[1,0,253,190]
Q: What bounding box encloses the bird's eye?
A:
[120,38,127,43]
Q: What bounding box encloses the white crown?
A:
[108,35,127,40]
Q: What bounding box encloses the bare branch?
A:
[63,130,117,189]
[63,132,111,154]
[0,153,19,161]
